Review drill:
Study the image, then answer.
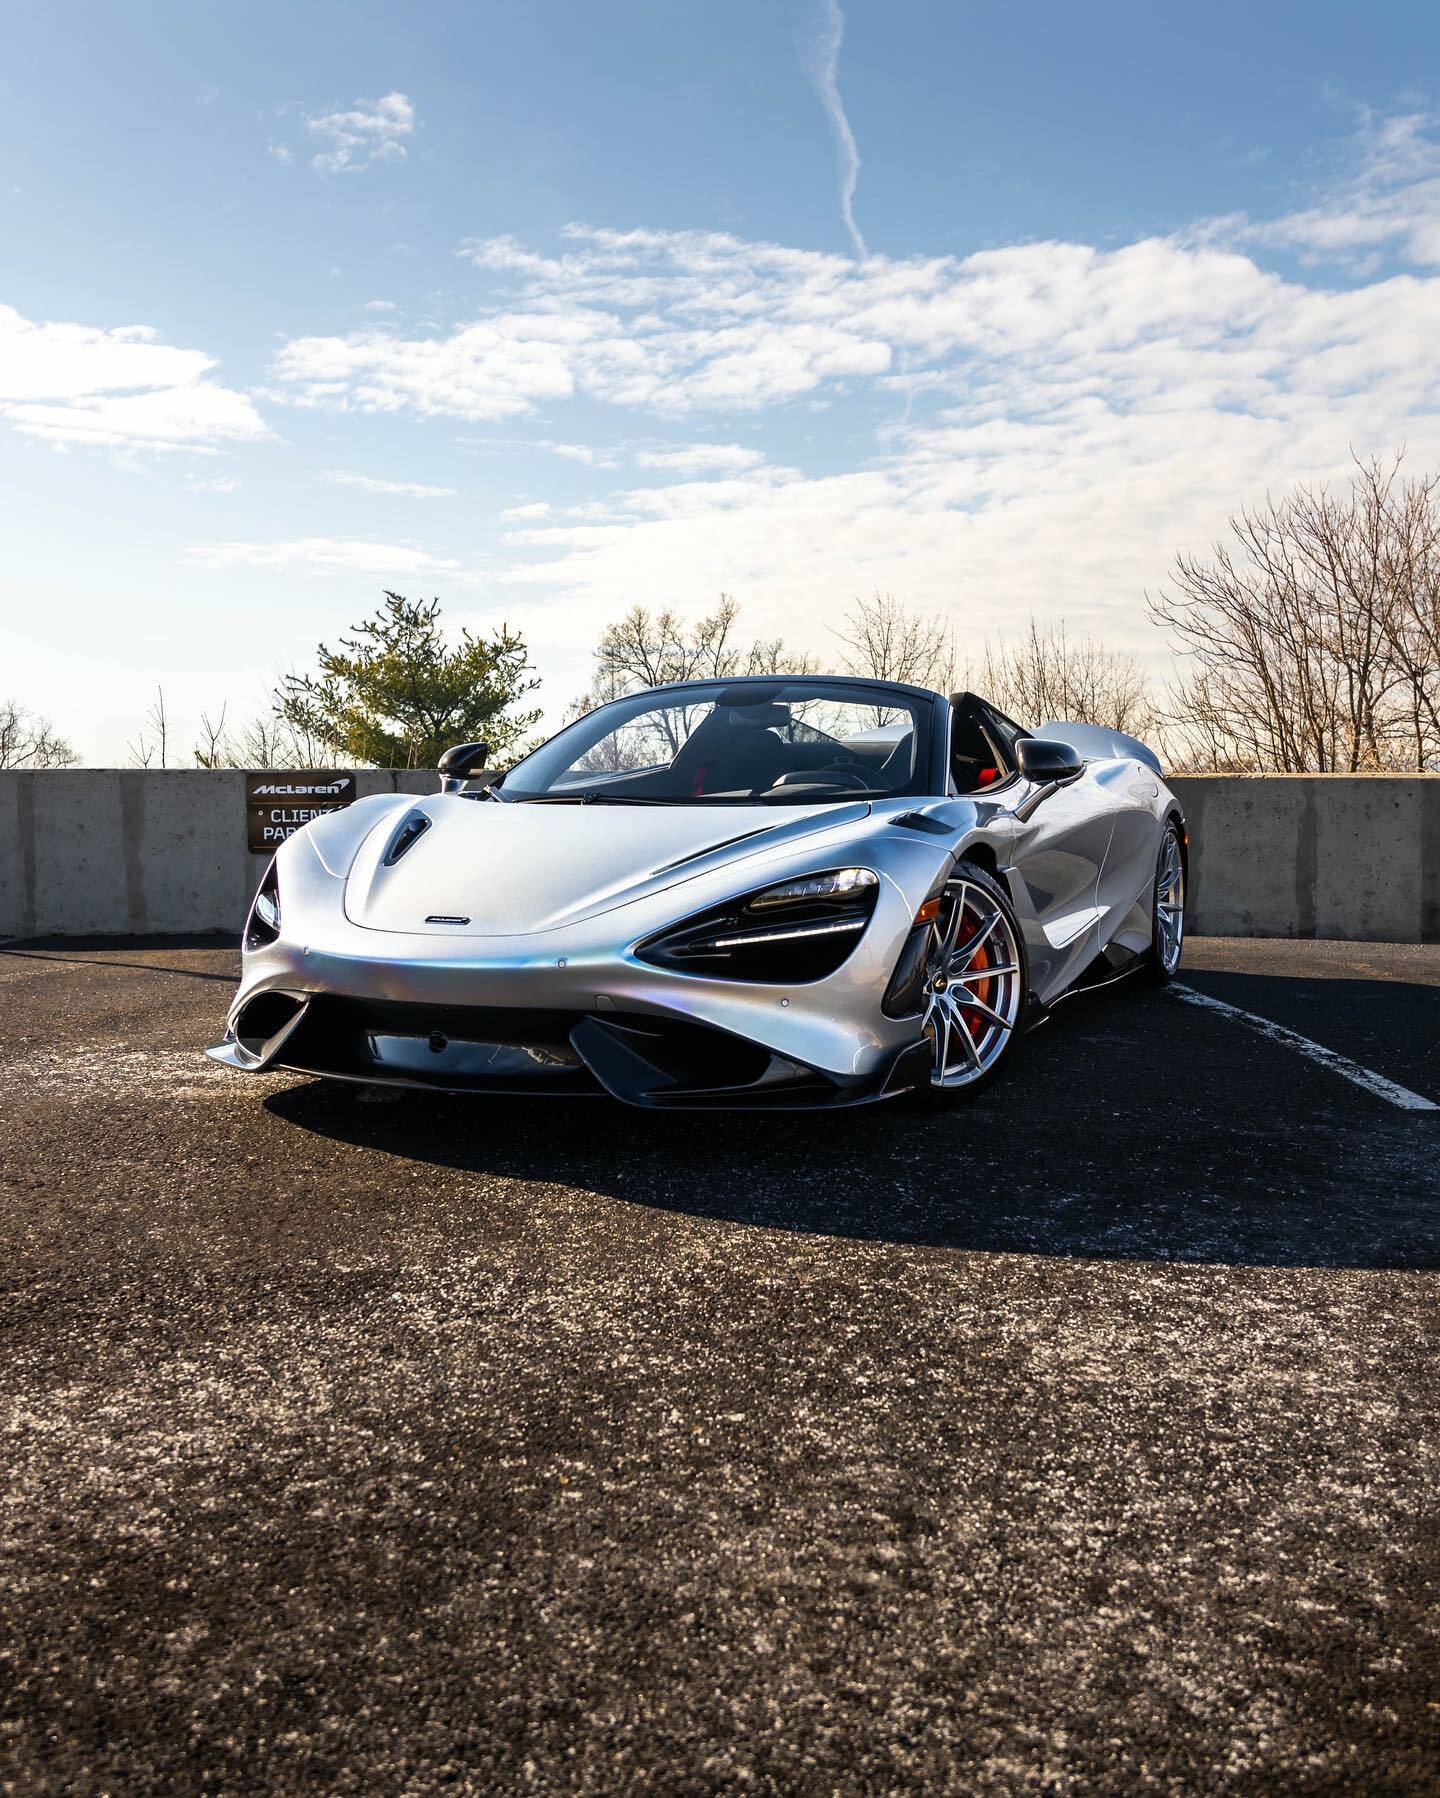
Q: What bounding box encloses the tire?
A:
[1143,822,1186,984]
[906,859,1028,1107]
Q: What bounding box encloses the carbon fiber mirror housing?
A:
[438,742,490,792]
[1016,738,1083,783]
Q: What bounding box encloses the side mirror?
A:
[1016,738,1083,784]
[438,741,490,793]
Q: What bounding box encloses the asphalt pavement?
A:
[1,935,1437,1794]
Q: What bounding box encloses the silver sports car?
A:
[209,677,1187,1109]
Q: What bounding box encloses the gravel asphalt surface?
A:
[2,935,1438,1794]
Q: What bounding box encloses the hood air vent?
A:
[383,810,432,866]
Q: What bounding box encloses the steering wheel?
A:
[770,765,872,791]
[814,764,872,790]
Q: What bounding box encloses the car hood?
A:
[341,795,873,936]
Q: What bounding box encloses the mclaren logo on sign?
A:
[245,772,357,852]
[249,780,349,798]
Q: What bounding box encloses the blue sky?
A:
[5,0,1440,762]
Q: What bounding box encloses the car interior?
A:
[946,692,1028,794]
[668,703,919,797]
[523,689,1034,802]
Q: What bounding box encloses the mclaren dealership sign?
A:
[245,773,356,852]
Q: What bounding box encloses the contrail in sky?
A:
[802,0,868,259]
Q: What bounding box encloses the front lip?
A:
[207,989,932,1111]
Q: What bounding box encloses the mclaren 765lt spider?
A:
[209,677,1187,1109]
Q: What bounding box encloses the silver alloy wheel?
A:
[1155,827,1185,974]
[922,879,1024,1089]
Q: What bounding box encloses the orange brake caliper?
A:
[958,912,990,1036]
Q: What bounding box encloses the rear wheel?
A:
[909,862,1027,1106]
[1144,823,1186,983]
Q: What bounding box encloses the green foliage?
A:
[277,592,542,769]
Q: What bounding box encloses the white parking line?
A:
[1171,983,1438,1113]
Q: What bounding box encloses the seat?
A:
[948,694,1001,793]
[671,712,789,795]
[877,731,914,787]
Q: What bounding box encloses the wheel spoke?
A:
[955,962,1018,983]
[1153,829,1185,971]
[961,995,1012,1030]
[923,877,1023,1089]
[955,910,1000,968]
[939,883,968,960]
[937,1003,953,1077]
[951,998,983,1068]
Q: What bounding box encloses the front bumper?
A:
[209,826,953,1109]
[207,988,933,1110]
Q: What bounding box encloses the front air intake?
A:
[635,870,879,984]
[231,992,310,1067]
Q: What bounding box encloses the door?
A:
[1002,761,1121,1002]
[1092,757,1165,956]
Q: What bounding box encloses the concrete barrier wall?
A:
[1,769,1437,942]
[0,769,435,939]
[1168,775,1440,943]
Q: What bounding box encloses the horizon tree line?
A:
[8,452,1438,776]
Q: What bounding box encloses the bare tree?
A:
[128,686,170,769]
[830,592,954,693]
[570,597,817,754]
[960,618,1159,736]
[239,713,316,769]
[1384,465,1440,769]
[589,596,815,694]
[0,700,79,768]
[186,703,344,770]
[193,704,229,769]
[1150,453,1440,771]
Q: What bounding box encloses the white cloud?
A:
[186,538,461,575]
[634,442,765,473]
[1220,108,1440,269]
[0,303,268,451]
[304,91,414,174]
[188,474,241,492]
[499,500,552,520]
[0,308,210,401]
[545,440,621,467]
[320,469,457,497]
[254,109,1440,704]
[364,299,399,312]
[273,311,598,419]
[800,0,867,259]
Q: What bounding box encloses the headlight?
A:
[749,867,878,909]
[246,861,281,950]
[635,867,879,983]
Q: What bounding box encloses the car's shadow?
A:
[265,982,1439,1270]
[1,934,240,983]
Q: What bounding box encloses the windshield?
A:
[500,679,933,804]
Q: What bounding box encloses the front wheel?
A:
[908,861,1027,1107]
[1143,823,1186,984]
